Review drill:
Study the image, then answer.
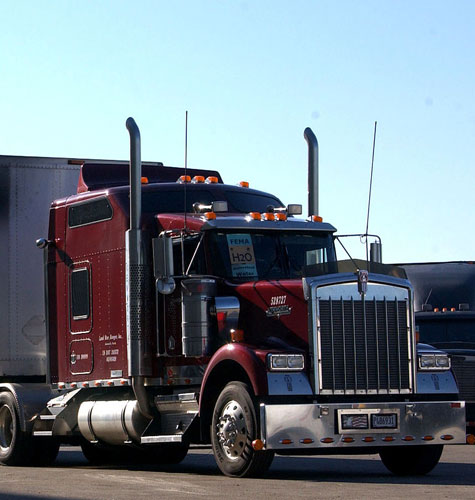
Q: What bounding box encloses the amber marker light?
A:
[94,380,102,387]
[205,176,218,184]
[263,212,275,221]
[239,181,250,188]
[466,434,475,445]
[342,437,355,443]
[280,439,293,445]
[310,215,323,222]
[300,438,314,444]
[70,382,77,388]
[248,212,261,220]
[402,435,415,442]
[441,435,454,441]
[230,329,244,343]
[204,212,216,220]
[252,439,265,451]
[320,437,334,443]
[82,382,88,388]
[177,175,191,183]
[192,175,205,183]
[422,435,434,441]
[58,383,65,389]
[141,176,149,184]
[362,437,375,443]
[275,213,287,221]
[382,436,395,442]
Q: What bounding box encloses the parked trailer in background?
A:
[399,262,475,433]
[0,121,468,477]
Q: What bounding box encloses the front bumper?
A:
[260,400,466,450]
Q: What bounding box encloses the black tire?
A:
[80,440,122,465]
[379,445,444,475]
[30,437,60,466]
[144,443,189,465]
[0,392,32,466]
[211,381,274,478]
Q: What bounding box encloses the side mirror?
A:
[153,235,176,294]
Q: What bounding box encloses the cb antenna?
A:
[365,121,377,261]
[183,110,188,231]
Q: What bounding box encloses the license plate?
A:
[371,413,397,429]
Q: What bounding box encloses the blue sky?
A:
[1,0,474,263]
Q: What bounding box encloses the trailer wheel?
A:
[379,445,443,475]
[0,392,31,466]
[211,382,274,477]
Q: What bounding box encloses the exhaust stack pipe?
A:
[304,127,319,217]
[125,117,153,419]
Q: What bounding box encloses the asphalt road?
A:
[0,445,474,500]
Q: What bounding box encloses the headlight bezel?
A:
[418,353,451,371]
[267,353,305,372]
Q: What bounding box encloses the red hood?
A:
[234,279,308,351]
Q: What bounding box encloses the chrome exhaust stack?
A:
[304,127,319,217]
[125,117,153,419]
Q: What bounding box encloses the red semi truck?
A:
[0,119,467,477]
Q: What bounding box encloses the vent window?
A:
[71,268,90,319]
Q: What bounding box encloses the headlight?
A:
[418,353,451,371]
[268,354,305,371]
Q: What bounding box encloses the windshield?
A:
[418,317,475,347]
[207,230,336,280]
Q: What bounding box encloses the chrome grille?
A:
[451,356,475,401]
[313,282,413,395]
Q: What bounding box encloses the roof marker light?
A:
[141,176,149,184]
[248,212,261,220]
[320,437,334,444]
[342,437,355,443]
[263,212,275,221]
[239,181,249,188]
[309,215,323,222]
[275,213,287,221]
[192,175,205,183]
[204,212,216,220]
[382,436,395,442]
[422,435,434,441]
[205,176,218,184]
[177,175,191,183]
[402,435,415,442]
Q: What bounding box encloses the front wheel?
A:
[379,445,443,475]
[211,382,274,478]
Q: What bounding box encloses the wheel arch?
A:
[199,345,268,442]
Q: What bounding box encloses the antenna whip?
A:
[365,121,377,261]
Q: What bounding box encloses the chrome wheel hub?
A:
[216,400,247,460]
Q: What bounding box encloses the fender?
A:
[199,343,268,411]
[0,383,59,432]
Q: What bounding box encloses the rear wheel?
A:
[0,392,32,466]
[211,382,274,477]
[30,437,60,466]
[379,445,443,475]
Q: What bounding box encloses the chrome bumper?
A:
[260,400,466,450]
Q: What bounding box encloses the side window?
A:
[68,197,113,228]
[71,268,90,319]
